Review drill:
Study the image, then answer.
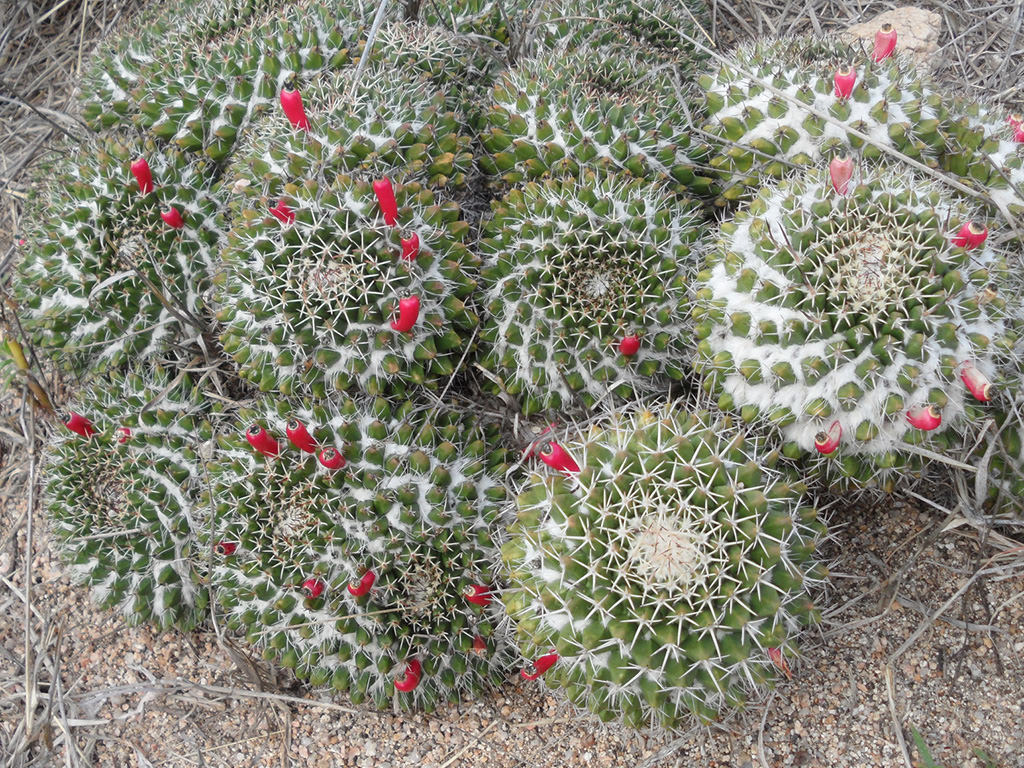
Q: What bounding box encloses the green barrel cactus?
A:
[478,173,703,415]
[44,366,218,631]
[692,162,1019,488]
[14,133,223,372]
[502,401,826,728]
[217,164,479,397]
[480,52,715,197]
[699,36,948,206]
[204,396,514,710]
[80,0,370,160]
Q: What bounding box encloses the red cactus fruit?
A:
[246,424,280,457]
[872,23,897,62]
[285,419,317,453]
[318,447,345,470]
[130,157,154,194]
[833,65,856,99]
[161,207,185,229]
[521,652,558,680]
[538,441,579,474]
[279,88,310,131]
[394,659,422,692]
[906,405,941,431]
[347,570,375,597]
[464,584,492,607]
[372,178,399,226]
[813,421,842,455]
[390,295,420,333]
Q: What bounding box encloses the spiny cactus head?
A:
[478,173,702,415]
[481,56,716,197]
[503,401,826,729]
[693,162,1019,489]
[205,396,517,709]
[44,366,218,631]
[698,35,947,206]
[217,169,479,398]
[14,133,223,373]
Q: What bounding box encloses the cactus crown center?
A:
[833,230,898,316]
[624,511,711,591]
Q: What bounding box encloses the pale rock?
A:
[845,7,942,69]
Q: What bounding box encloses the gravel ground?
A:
[2,468,1021,767]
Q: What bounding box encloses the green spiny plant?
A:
[216,162,479,397]
[80,0,372,161]
[203,396,515,710]
[44,365,219,631]
[699,35,949,206]
[692,161,1020,489]
[14,133,224,373]
[502,400,826,728]
[479,51,715,197]
[478,172,703,415]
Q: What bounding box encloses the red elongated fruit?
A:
[814,420,842,455]
[960,361,992,402]
[285,419,316,452]
[906,405,941,431]
[279,87,310,130]
[521,652,558,680]
[829,155,854,195]
[472,635,487,655]
[269,200,296,224]
[833,65,856,98]
[394,659,421,692]
[1009,113,1023,129]
[214,541,238,556]
[116,426,132,443]
[61,411,97,438]
[373,178,399,226]
[619,334,640,356]
[951,221,987,249]
[390,295,420,333]
[538,441,579,473]
[464,584,492,607]
[161,207,185,229]
[1015,125,1024,143]
[347,570,375,597]
[301,577,325,598]
[767,647,792,680]
[246,424,280,457]
[400,232,419,260]
[130,157,154,194]
[318,446,345,470]
[872,23,897,62]
[522,423,558,459]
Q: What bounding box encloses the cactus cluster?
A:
[18,0,1024,737]
[204,396,514,709]
[502,402,826,727]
